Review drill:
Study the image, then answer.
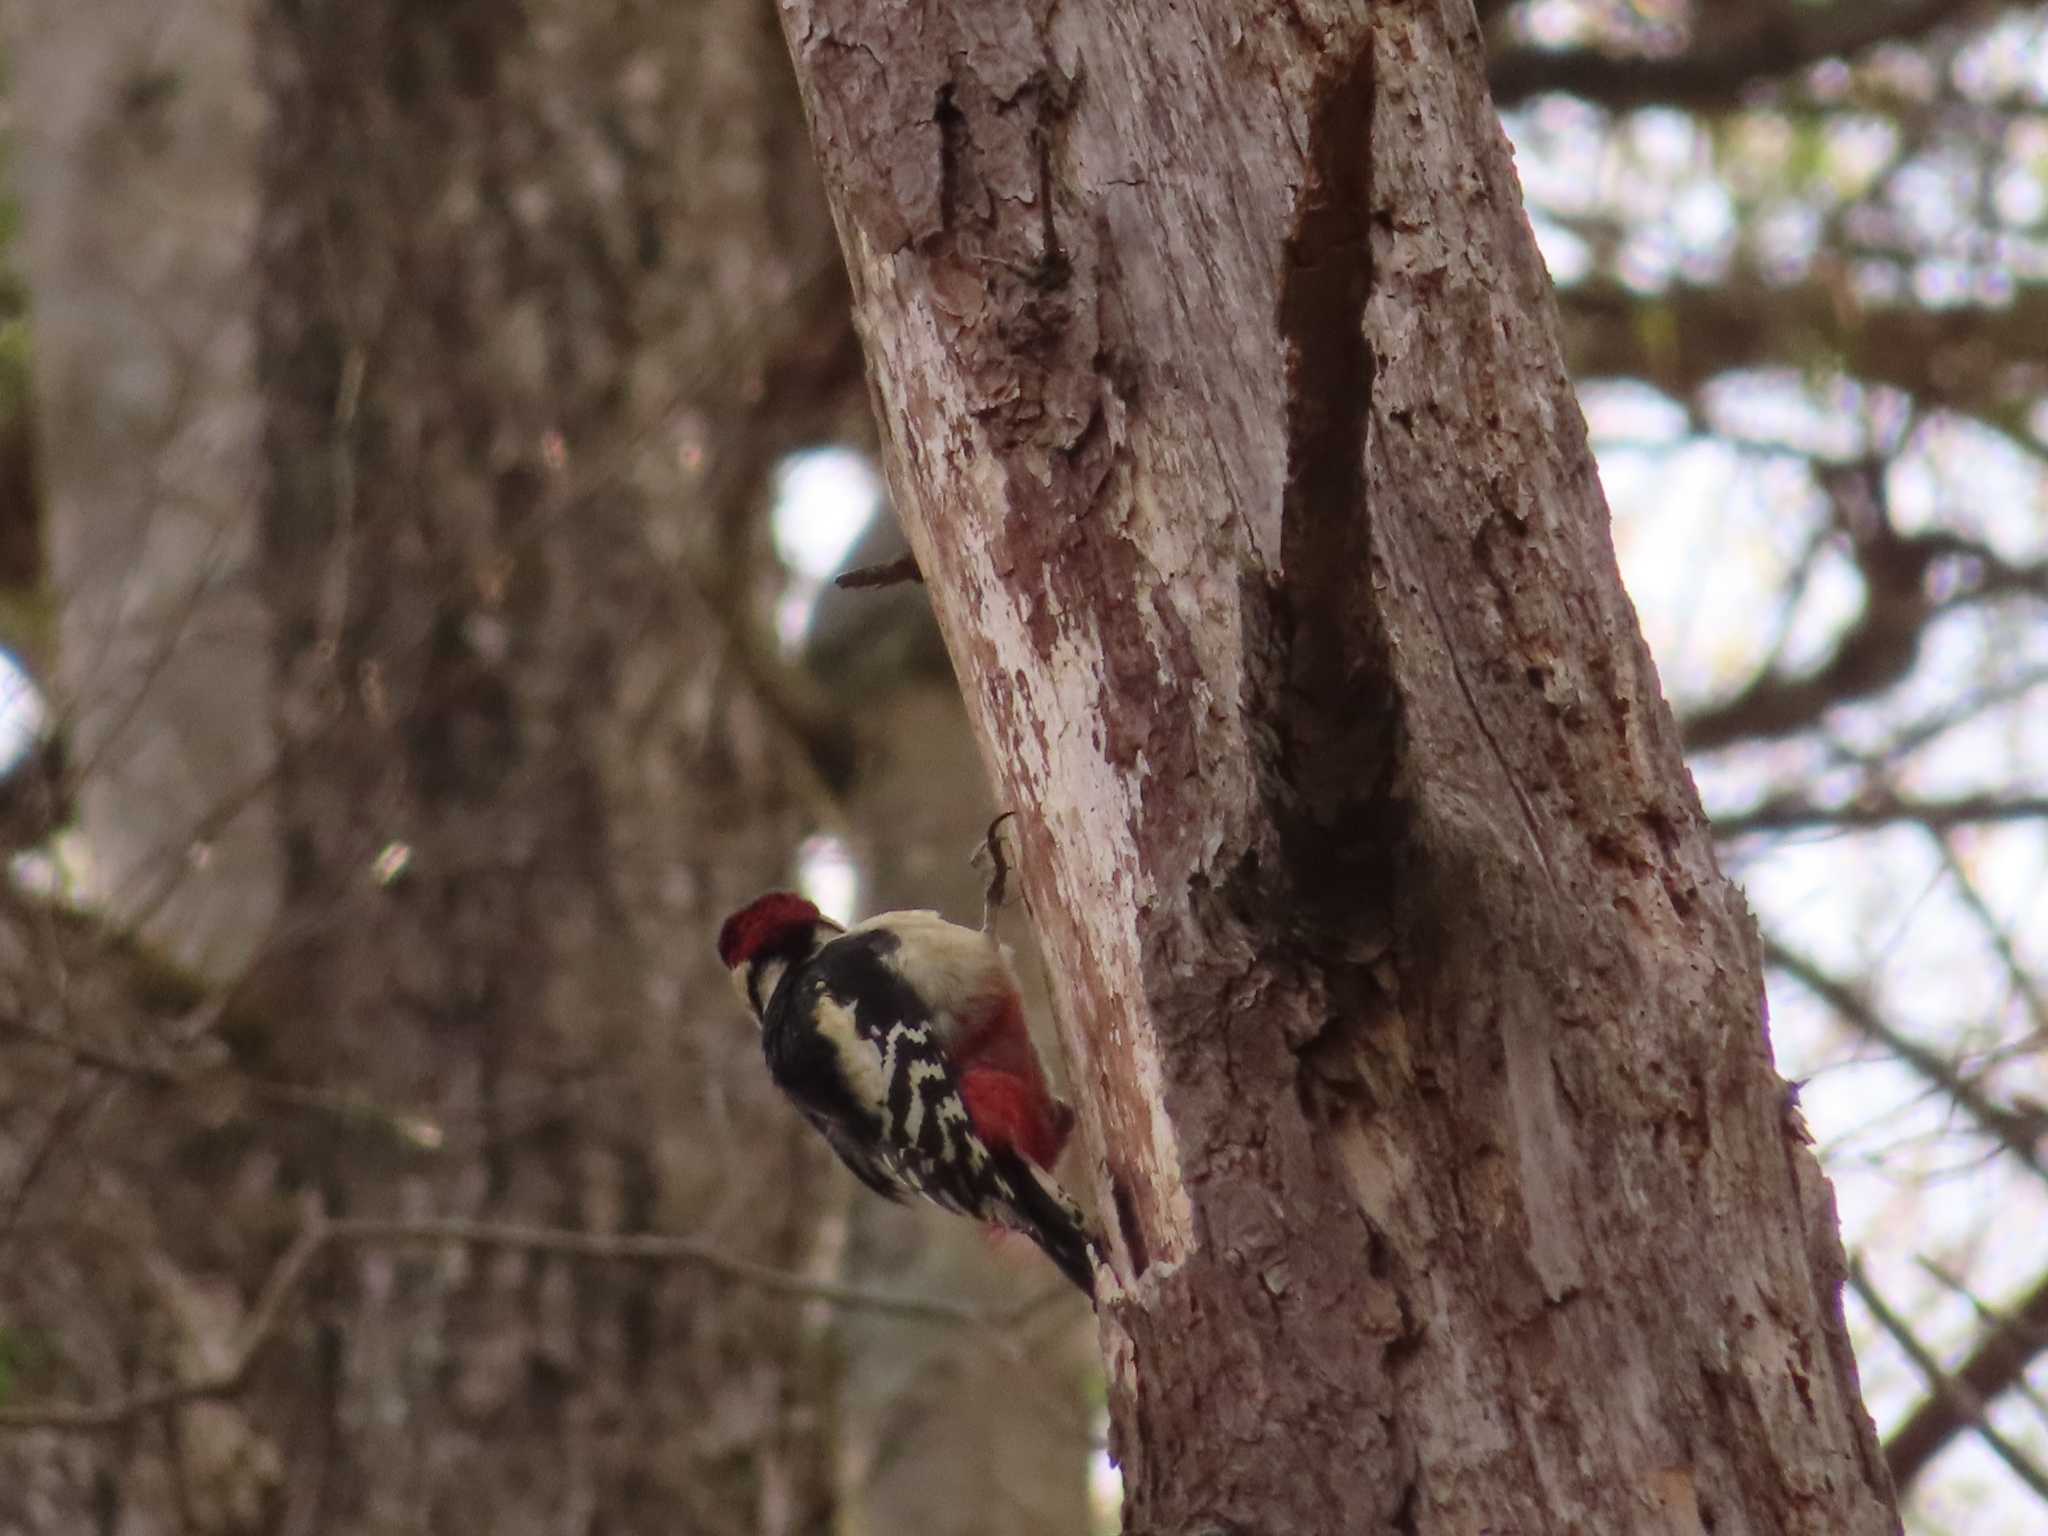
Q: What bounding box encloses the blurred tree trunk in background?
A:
[778,3,1902,1532]
[248,2,852,1532]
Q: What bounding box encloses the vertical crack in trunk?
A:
[1273,38,1403,933]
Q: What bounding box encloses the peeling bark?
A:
[777,2,1901,1532]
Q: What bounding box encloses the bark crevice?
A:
[1272,32,1401,947]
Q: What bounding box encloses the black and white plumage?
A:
[718,893,1098,1297]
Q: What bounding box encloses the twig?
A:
[1886,1260,2048,1494]
[0,1009,444,1150]
[320,1216,987,1323]
[1847,1256,2048,1504]
[0,1222,327,1432]
[1713,793,2048,841]
[833,554,923,590]
[0,1009,177,1086]
[1764,940,2045,1181]
[0,1212,1001,1434]
[1929,831,2048,1041]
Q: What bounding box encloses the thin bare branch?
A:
[1886,1260,2048,1493]
[834,554,924,590]
[0,1007,442,1149]
[0,1221,327,1432]
[1765,940,2045,1181]
[1929,831,2048,1043]
[1715,793,2048,840]
[1848,1256,2048,1503]
[0,1212,1009,1434]
[1489,0,1996,111]
[1685,466,1936,752]
[319,1216,989,1322]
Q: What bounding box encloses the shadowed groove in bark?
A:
[1273,35,1405,937]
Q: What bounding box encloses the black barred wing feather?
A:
[762,929,993,1216]
[994,1152,1097,1296]
[805,1113,912,1206]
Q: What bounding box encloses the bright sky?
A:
[0,650,45,774]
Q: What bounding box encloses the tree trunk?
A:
[775,4,1901,1533]
[249,3,855,1532]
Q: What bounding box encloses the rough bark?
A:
[777,3,1901,1533]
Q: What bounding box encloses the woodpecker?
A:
[716,885,1097,1296]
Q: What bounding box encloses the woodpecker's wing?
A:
[761,927,996,1218]
[761,928,1097,1294]
[805,1110,914,1205]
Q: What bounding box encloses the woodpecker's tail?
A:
[994,1155,1100,1299]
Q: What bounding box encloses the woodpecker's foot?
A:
[975,811,1019,931]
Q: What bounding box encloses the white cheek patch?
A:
[741,956,791,1021]
[813,996,890,1112]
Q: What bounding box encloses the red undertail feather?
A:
[959,1067,1071,1170]
[951,989,1074,1168]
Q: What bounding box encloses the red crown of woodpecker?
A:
[717,891,825,969]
